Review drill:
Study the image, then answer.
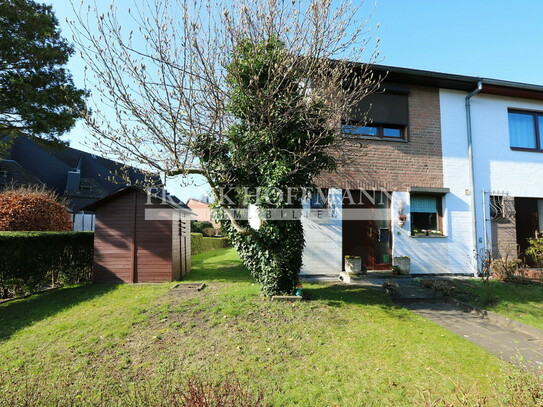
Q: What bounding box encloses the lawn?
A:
[450,278,543,330]
[0,248,530,406]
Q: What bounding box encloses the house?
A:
[83,186,192,283]
[186,198,220,228]
[1,135,162,231]
[300,64,543,276]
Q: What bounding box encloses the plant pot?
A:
[393,257,410,275]
[345,257,363,275]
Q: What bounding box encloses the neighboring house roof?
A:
[2,135,163,212]
[0,160,43,188]
[186,198,211,207]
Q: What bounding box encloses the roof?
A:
[186,198,212,206]
[369,63,543,101]
[0,160,43,188]
[83,186,191,212]
[3,135,163,212]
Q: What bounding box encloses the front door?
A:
[515,197,542,266]
[342,190,391,270]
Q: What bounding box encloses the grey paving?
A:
[400,299,543,370]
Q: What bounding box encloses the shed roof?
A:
[83,185,191,212]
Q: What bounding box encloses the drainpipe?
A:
[465,80,483,276]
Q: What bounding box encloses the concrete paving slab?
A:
[401,299,543,371]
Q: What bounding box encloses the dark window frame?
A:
[508,109,543,152]
[342,121,407,141]
[410,193,444,237]
[310,188,329,209]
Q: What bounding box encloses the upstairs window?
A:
[508,110,543,151]
[345,88,409,142]
[342,122,405,140]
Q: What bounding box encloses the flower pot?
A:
[345,257,363,275]
[393,257,410,275]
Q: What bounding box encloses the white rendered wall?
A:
[300,188,343,275]
[441,90,543,263]
[391,191,474,274]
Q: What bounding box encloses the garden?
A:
[1,248,542,406]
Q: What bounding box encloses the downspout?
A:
[465,80,483,276]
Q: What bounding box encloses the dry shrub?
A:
[202,227,218,237]
[492,257,523,282]
[422,279,453,296]
[0,185,72,231]
[382,279,399,295]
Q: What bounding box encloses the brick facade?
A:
[317,85,443,191]
[490,196,518,259]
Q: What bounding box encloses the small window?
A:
[410,194,443,236]
[342,122,405,140]
[310,188,328,209]
[508,110,543,151]
[489,195,506,220]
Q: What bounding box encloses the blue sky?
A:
[46,0,543,201]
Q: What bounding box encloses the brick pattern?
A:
[317,85,444,191]
[491,197,518,259]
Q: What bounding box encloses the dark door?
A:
[342,190,391,270]
[515,197,540,266]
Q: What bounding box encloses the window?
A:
[310,188,328,209]
[342,122,405,140]
[489,195,504,220]
[508,110,543,151]
[410,194,443,236]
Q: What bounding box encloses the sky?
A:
[46,0,543,201]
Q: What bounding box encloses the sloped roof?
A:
[83,186,191,212]
[0,160,43,188]
[4,135,164,212]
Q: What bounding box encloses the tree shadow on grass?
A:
[305,284,399,308]
[0,284,119,342]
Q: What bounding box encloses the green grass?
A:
[0,248,526,406]
[451,279,543,330]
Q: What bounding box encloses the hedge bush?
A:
[191,221,214,234]
[0,186,72,231]
[0,231,94,299]
[191,233,230,256]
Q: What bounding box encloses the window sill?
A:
[344,135,408,143]
[510,147,543,153]
[410,235,447,239]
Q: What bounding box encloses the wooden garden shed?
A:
[84,186,192,283]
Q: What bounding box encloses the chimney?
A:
[66,171,81,193]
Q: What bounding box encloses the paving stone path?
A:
[384,281,543,370]
[400,299,543,370]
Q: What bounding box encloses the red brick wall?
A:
[317,85,443,191]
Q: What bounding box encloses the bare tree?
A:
[70,0,381,294]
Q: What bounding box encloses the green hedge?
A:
[0,231,94,299]
[191,233,230,256]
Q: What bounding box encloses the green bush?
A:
[0,231,94,298]
[191,221,214,234]
[191,233,229,256]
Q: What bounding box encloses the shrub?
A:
[382,279,399,295]
[191,233,229,255]
[492,257,523,282]
[526,237,543,269]
[421,279,453,295]
[0,231,93,298]
[0,185,72,231]
[202,227,218,237]
[191,221,213,234]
